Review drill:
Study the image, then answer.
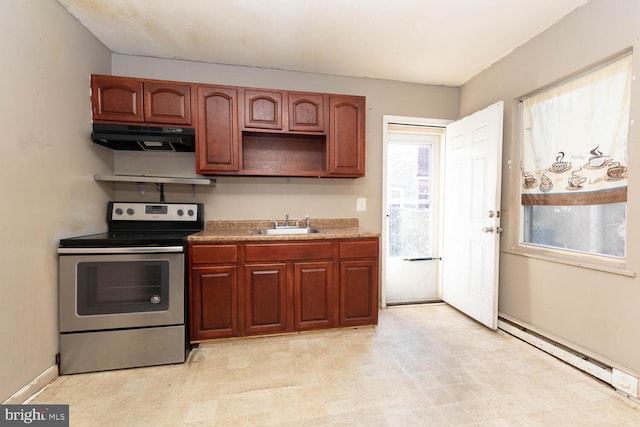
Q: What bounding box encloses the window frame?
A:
[507,51,633,276]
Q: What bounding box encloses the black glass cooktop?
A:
[58,231,198,248]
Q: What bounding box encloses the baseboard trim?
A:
[2,365,58,404]
[498,317,639,399]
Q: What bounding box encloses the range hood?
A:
[91,123,196,152]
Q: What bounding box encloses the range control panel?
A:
[109,202,201,222]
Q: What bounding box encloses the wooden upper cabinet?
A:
[91,75,193,125]
[195,85,239,174]
[91,75,143,123]
[143,82,193,125]
[244,90,283,130]
[329,95,366,177]
[90,75,366,178]
[288,94,325,132]
[243,90,325,133]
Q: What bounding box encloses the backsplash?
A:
[113,151,204,178]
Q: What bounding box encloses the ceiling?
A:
[57,0,589,87]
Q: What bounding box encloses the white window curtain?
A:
[521,54,632,206]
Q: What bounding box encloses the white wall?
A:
[460,0,640,374]
[109,55,460,231]
[0,0,112,402]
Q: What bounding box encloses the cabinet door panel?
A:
[294,261,333,330]
[91,75,143,122]
[340,260,378,327]
[329,96,366,176]
[288,94,325,132]
[191,266,238,340]
[244,90,283,130]
[144,82,192,125]
[196,85,239,173]
[244,264,287,334]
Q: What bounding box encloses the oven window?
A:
[77,261,170,315]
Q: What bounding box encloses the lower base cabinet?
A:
[340,260,378,326]
[190,265,238,340]
[294,261,334,330]
[244,263,288,335]
[189,238,378,342]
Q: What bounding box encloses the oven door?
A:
[59,250,184,332]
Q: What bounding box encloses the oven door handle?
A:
[58,246,184,255]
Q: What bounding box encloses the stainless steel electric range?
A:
[57,201,203,374]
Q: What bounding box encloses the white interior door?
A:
[442,101,504,329]
[384,126,443,305]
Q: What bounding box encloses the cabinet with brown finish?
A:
[243,90,326,133]
[338,239,379,327]
[288,93,325,133]
[243,263,288,334]
[189,245,239,341]
[195,85,240,174]
[238,89,364,177]
[91,75,193,125]
[329,95,366,177]
[143,81,193,125]
[188,237,377,342]
[243,90,283,130]
[293,261,334,330]
[244,241,335,334]
[89,75,365,178]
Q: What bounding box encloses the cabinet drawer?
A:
[339,240,378,259]
[245,242,333,262]
[191,244,238,264]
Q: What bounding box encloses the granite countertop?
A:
[187,218,380,243]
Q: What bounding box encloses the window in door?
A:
[383,121,444,305]
[519,52,632,259]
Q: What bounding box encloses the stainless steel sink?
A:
[253,227,320,235]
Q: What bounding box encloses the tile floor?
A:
[30,304,640,426]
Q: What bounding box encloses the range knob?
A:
[126,208,135,215]
[114,208,123,215]
[177,209,184,216]
[188,209,194,217]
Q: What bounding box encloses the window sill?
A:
[503,246,635,277]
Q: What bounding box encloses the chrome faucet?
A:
[274,213,309,229]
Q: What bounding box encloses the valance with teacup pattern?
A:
[520,54,631,206]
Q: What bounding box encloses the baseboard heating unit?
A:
[498,315,639,400]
